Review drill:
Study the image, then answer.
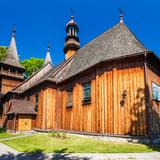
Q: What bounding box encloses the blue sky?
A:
[0,0,160,64]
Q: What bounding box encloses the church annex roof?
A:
[14,62,54,92]
[7,99,37,115]
[13,55,75,93]
[55,21,149,82]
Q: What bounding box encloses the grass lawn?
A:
[0,128,20,140]
[2,133,160,153]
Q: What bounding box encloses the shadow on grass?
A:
[0,149,90,160]
[145,143,160,152]
[0,128,6,134]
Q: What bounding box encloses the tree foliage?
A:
[21,58,44,78]
[0,46,7,61]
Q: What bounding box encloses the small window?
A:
[83,82,91,104]
[35,94,39,112]
[66,89,73,108]
[152,82,160,101]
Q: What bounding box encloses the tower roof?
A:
[44,42,52,65]
[66,16,79,32]
[3,29,23,69]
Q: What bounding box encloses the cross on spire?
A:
[12,24,16,37]
[119,8,124,23]
[47,41,51,52]
[70,8,74,16]
[44,41,52,65]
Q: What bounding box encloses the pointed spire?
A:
[4,25,23,68]
[44,41,52,65]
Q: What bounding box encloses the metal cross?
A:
[119,8,124,16]
[12,24,16,33]
[70,8,75,16]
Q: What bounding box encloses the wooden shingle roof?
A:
[14,62,54,92]
[55,22,149,82]
[7,99,36,115]
[2,33,24,69]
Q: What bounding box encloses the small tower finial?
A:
[12,24,16,37]
[70,8,74,16]
[64,13,80,60]
[119,8,124,23]
[47,40,51,52]
[44,41,52,65]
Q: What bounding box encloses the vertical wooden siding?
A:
[58,58,147,135]
[31,87,58,130]
[1,78,21,94]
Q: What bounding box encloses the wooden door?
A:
[18,115,32,131]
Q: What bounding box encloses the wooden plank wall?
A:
[1,78,21,94]
[29,87,58,130]
[42,87,57,129]
[58,58,147,135]
[146,63,160,136]
[6,117,18,132]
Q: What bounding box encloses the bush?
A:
[0,128,6,134]
[49,131,68,139]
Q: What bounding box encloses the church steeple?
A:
[44,41,52,65]
[4,26,23,68]
[63,15,80,60]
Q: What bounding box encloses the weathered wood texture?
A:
[58,58,147,135]
[6,116,18,131]
[146,62,160,136]
[29,86,58,130]
[0,78,21,94]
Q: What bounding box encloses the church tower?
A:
[63,16,80,60]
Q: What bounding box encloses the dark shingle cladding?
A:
[55,22,149,82]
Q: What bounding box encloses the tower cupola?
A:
[63,16,80,60]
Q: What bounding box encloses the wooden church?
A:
[0,14,160,138]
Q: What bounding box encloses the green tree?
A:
[21,58,44,79]
[0,46,7,61]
